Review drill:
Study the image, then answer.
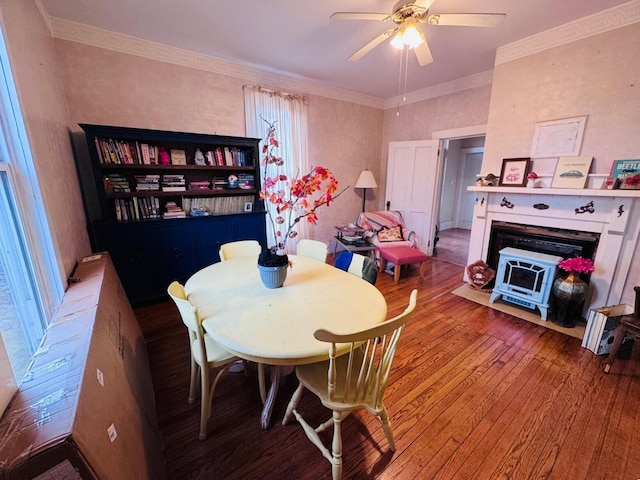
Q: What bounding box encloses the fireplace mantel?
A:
[466,186,640,315]
[469,186,640,198]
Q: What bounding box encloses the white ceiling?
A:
[38,0,633,99]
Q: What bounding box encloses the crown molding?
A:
[383,70,493,110]
[48,17,386,109]
[496,0,640,65]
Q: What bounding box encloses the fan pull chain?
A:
[396,45,408,117]
[396,45,411,117]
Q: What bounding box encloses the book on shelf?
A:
[161,174,185,191]
[214,147,224,166]
[189,181,211,190]
[162,201,186,219]
[608,159,640,190]
[135,174,160,191]
[170,149,187,165]
[140,143,151,164]
[212,177,226,190]
[103,174,130,193]
[205,150,215,166]
[238,173,255,189]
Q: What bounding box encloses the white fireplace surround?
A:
[466,186,640,315]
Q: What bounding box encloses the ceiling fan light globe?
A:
[403,25,423,48]
[390,32,405,50]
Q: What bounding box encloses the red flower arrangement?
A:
[557,256,594,273]
[259,118,346,255]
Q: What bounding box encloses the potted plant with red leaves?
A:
[258,118,346,287]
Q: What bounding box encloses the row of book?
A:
[94,136,251,167]
[206,147,249,167]
[114,197,161,222]
[183,195,254,216]
[95,137,155,165]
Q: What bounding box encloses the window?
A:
[0,25,63,390]
[244,85,309,253]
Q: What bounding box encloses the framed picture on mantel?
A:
[551,155,592,189]
[499,158,531,187]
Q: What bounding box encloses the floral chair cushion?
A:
[377,225,404,242]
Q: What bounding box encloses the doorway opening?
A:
[432,135,484,267]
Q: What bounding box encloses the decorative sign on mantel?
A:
[530,116,587,158]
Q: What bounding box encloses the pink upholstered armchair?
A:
[356,211,416,252]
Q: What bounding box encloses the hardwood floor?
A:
[135,259,640,480]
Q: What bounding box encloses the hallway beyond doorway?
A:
[432,228,470,267]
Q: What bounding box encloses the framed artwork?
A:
[530,116,587,158]
[551,155,592,189]
[243,201,253,212]
[499,158,531,187]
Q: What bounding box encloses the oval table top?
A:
[184,255,387,366]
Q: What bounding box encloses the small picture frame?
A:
[499,158,531,187]
[243,201,253,213]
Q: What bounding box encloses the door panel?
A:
[386,140,439,254]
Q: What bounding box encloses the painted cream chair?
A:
[217,239,267,402]
[296,239,328,263]
[219,240,262,261]
[167,281,238,441]
[283,289,418,480]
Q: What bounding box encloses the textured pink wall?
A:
[307,97,383,242]
[484,23,640,176]
[379,85,492,206]
[0,0,90,281]
[56,41,384,246]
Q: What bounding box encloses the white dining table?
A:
[184,255,387,428]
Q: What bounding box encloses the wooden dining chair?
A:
[296,239,328,262]
[604,285,640,373]
[219,240,261,261]
[167,281,238,440]
[334,251,378,285]
[282,289,418,480]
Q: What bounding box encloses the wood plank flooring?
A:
[134,259,640,480]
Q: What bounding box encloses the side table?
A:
[331,225,376,259]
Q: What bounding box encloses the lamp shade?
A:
[355,170,378,189]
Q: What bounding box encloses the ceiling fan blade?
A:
[427,13,506,27]
[348,29,395,62]
[413,0,437,10]
[414,41,433,66]
[330,12,389,21]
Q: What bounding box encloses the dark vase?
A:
[257,250,289,288]
[552,270,588,328]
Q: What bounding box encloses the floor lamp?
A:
[355,170,378,213]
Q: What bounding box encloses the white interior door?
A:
[386,140,439,254]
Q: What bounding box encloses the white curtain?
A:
[244,85,309,253]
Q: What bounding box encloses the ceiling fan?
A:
[330,0,506,66]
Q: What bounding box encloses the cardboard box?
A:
[582,304,635,355]
[0,253,165,479]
